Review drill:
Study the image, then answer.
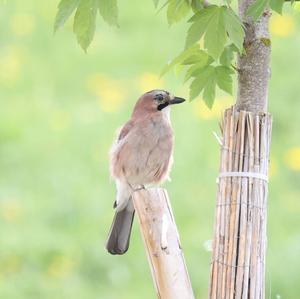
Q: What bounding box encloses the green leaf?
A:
[167,0,191,25]
[161,45,201,76]
[184,63,205,82]
[153,0,160,7]
[189,65,214,100]
[189,64,234,107]
[73,0,98,52]
[203,76,216,108]
[189,65,217,108]
[184,55,214,82]
[186,6,227,59]
[54,0,80,33]
[270,0,284,14]
[98,0,118,26]
[220,44,236,66]
[186,6,218,48]
[191,0,204,12]
[203,6,226,59]
[246,0,268,21]
[181,49,211,65]
[215,65,234,94]
[223,7,245,53]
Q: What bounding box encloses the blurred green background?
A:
[0,1,300,298]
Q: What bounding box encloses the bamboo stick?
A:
[209,107,272,299]
[132,188,195,299]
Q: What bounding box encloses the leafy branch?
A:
[54,0,118,52]
[54,0,295,107]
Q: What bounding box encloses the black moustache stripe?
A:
[157,102,169,111]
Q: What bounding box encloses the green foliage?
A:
[191,0,204,12]
[161,44,211,76]
[53,0,289,107]
[215,65,234,94]
[168,5,243,107]
[270,0,285,14]
[220,44,237,66]
[246,0,268,21]
[201,6,227,59]
[167,0,191,25]
[73,0,98,52]
[223,7,245,53]
[153,0,160,7]
[189,65,233,107]
[54,0,119,51]
[247,0,285,21]
[98,0,118,26]
[54,0,81,33]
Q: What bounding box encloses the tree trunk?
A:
[209,1,272,298]
[236,0,271,113]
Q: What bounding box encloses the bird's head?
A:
[132,90,185,118]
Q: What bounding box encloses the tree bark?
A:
[236,0,271,113]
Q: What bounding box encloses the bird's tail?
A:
[106,181,134,254]
[105,206,135,255]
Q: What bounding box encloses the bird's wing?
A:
[117,120,134,141]
[110,120,135,179]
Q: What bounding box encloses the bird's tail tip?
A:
[105,208,135,255]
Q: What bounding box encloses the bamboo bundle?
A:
[133,188,195,299]
[209,107,272,299]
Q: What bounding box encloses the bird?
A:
[106,89,185,255]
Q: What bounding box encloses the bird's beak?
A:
[169,97,186,105]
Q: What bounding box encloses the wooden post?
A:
[209,107,272,299]
[132,188,195,299]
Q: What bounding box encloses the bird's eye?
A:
[154,94,164,102]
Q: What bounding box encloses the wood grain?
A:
[133,188,195,299]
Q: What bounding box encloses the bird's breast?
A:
[110,113,174,185]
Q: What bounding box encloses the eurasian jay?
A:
[106,90,185,254]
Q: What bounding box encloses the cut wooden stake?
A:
[209,107,272,299]
[133,188,195,299]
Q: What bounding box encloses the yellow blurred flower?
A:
[284,147,300,171]
[193,96,233,120]
[270,15,296,37]
[10,13,35,36]
[0,200,22,223]
[86,74,125,113]
[50,110,71,131]
[47,255,75,278]
[138,73,164,92]
[0,46,23,85]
